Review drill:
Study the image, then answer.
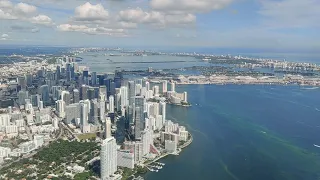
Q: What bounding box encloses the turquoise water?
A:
[144,85,320,180]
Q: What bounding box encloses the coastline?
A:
[129,133,193,179]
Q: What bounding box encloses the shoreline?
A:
[175,82,320,86]
[131,133,193,179]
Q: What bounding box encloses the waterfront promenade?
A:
[180,133,193,149]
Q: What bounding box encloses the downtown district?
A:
[0,56,191,180]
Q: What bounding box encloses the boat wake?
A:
[314,144,320,148]
[302,87,319,90]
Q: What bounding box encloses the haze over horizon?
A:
[0,0,319,52]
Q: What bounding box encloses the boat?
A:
[314,144,320,148]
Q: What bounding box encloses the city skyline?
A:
[0,0,319,51]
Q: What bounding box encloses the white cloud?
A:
[1,33,9,40]
[0,1,54,26]
[150,0,233,13]
[57,24,127,36]
[0,9,17,19]
[14,2,37,16]
[118,8,196,27]
[73,2,109,21]
[30,15,53,25]
[0,0,13,8]
[258,0,320,28]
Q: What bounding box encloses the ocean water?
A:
[78,51,209,73]
[144,84,320,180]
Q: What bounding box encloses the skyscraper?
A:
[87,88,95,100]
[128,81,135,106]
[61,91,71,105]
[90,99,99,124]
[141,129,153,155]
[162,80,168,93]
[55,100,66,118]
[56,66,61,81]
[109,95,114,113]
[120,86,128,108]
[73,89,80,103]
[134,96,145,139]
[99,86,107,99]
[105,118,111,139]
[91,72,97,86]
[100,137,117,180]
[18,90,28,105]
[18,76,27,90]
[40,85,50,105]
[160,101,166,126]
[99,100,106,122]
[80,101,89,133]
[30,94,40,107]
[26,74,33,87]
[80,85,89,100]
[170,82,175,92]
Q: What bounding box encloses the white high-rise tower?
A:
[109,95,114,113]
[162,80,167,93]
[100,137,117,180]
[105,117,111,139]
[170,82,175,92]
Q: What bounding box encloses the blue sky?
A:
[0,0,319,51]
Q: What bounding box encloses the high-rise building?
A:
[99,100,106,122]
[100,137,117,180]
[18,91,28,105]
[61,91,71,105]
[65,103,80,124]
[105,118,111,139]
[56,66,61,81]
[123,141,143,163]
[114,76,121,89]
[153,86,159,96]
[134,106,142,139]
[80,85,89,100]
[162,80,167,93]
[115,93,121,111]
[120,86,128,108]
[40,85,50,105]
[55,100,66,118]
[108,95,114,113]
[170,82,175,92]
[87,88,95,100]
[90,99,99,124]
[18,76,27,90]
[134,96,145,139]
[145,81,150,91]
[99,86,107,99]
[135,79,142,85]
[30,95,40,107]
[80,101,89,133]
[135,84,142,96]
[52,86,62,100]
[91,72,97,86]
[141,129,153,155]
[73,89,80,103]
[83,70,89,84]
[128,81,135,106]
[159,101,166,125]
[117,150,134,169]
[38,101,43,109]
[26,74,33,87]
